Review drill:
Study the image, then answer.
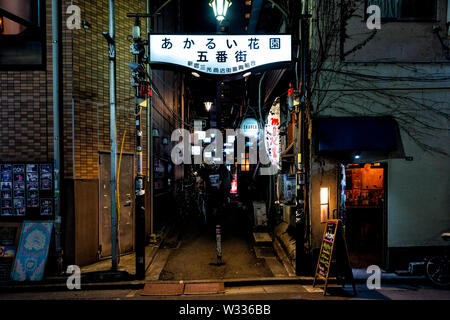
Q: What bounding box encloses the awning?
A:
[313,116,405,162]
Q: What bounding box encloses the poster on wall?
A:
[11,221,53,281]
[26,164,39,208]
[1,165,12,182]
[11,165,26,217]
[40,164,52,191]
[0,163,53,217]
[40,199,53,216]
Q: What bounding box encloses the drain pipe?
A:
[52,0,63,274]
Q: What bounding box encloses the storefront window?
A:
[0,0,45,69]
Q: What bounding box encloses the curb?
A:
[0,274,429,293]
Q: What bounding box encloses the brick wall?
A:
[1,0,183,180]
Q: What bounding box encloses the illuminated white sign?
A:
[240,117,260,139]
[150,34,291,75]
[264,98,281,171]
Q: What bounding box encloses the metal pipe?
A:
[267,0,288,18]
[51,0,63,274]
[258,72,266,126]
[108,0,118,271]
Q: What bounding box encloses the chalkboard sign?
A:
[313,219,356,296]
[317,220,337,279]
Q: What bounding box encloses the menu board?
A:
[0,163,53,218]
[313,219,356,296]
[317,220,337,279]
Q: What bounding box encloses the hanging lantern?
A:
[209,0,232,23]
[204,101,213,112]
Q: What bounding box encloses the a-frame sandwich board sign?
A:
[313,219,356,296]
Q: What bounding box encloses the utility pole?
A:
[103,0,118,271]
[51,0,63,274]
[297,0,312,275]
[146,0,156,243]
[128,13,150,279]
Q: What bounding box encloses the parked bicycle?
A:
[426,232,450,287]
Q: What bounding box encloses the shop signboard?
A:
[150,34,291,75]
[264,99,281,171]
[11,221,53,281]
[240,117,259,139]
[313,219,356,296]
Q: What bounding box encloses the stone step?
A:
[253,232,273,246]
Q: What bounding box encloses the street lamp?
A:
[209,0,232,23]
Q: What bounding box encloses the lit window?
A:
[240,153,250,172]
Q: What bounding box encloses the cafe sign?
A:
[149,34,291,75]
[240,117,260,139]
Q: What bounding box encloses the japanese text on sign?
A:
[150,35,291,75]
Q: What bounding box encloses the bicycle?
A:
[426,232,450,287]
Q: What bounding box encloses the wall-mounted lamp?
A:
[320,187,329,223]
[0,16,4,34]
[152,128,160,137]
[191,72,200,78]
[162,137,169,145]
[82,20,91,29]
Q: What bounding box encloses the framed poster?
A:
[1,208,12,216]
[0,163,53,218]
[11,221,53,281]
[40,199,53,216]
[26,164,38,173]
[1,199,12,208]
[0,182,12,191]
[1,164,12,182]
[1,190,12,199]
[26,164,40,209]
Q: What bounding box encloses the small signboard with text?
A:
[149,34,291,75]
[313,219,356,296]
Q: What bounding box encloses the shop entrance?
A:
[344,163,387,269]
